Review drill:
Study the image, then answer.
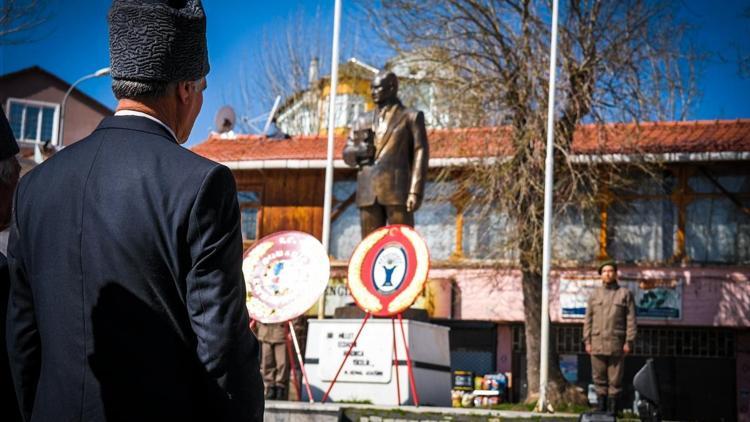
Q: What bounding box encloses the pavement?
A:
[264,400,580,421]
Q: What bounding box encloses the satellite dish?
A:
[215,106,236,134]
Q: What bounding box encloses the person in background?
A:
[583,260,637,414]
[256,321,290,400]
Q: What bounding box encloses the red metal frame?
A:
[398,313,420,406]
[391,317,402,404]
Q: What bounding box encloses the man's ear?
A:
[176,81,192,105]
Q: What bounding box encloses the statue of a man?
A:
[343,71,429,237]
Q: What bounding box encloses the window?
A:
[462,204,515,261]
[607,199,677,263]
[238,189,262,244]
[330,180,360,260]
[7,98,60,145]
[686,197,750,263]
[684,169,750,264]
[553,207,600,263]
[415,181,457,261]
[321,95,352,130]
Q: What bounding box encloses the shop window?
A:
[238,190,261,243]
[438,322,497,375]
[607,199,677,262]
[686,198,750,264]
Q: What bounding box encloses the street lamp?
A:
[57,67,110,148]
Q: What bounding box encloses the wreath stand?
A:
[320,312,420,406]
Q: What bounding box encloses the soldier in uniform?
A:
[343,71,429,237]
[583,260,637,413]
[256,322,289,400]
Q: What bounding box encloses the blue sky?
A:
[2,0,749,147]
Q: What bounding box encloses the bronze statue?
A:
[343,71,429,237]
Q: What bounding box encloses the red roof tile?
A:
[192,120,750,163]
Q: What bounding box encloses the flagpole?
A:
[318,0,342,319]
[539,0,559,412]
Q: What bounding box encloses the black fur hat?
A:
[108,0,210,83]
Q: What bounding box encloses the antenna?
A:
[214,106,236,134]
[262,96,282,136]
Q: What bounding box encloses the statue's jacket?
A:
[345,103,429,208]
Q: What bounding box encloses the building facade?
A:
[194,120,750,420]
[0,66,113,167]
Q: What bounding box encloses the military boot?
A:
[264,387,275,400]
[607,394,618,414]
[596,395,607,412]
[274,385,286,400]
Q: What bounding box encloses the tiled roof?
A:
[192,120,750,164]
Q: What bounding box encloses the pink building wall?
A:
[429,266,750,327]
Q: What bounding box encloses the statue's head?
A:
[371,71,398,106]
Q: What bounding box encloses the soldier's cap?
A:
[598,259,618,274]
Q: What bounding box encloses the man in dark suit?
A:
[1,107,22,422]
[5,1,263,421]
[342,71,429,236]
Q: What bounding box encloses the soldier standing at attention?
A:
[583,260,637,414]
[256,322,289,400]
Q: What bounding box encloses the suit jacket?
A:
[344,102,429,207]
[583,283,637,356]
[6,116,264,421]
[1,252,21,422]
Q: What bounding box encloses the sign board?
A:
[243,231,330,323]
[347,225,430,317]
[318,323,393,384]
[559,277,600,318]
[633,278,682,319]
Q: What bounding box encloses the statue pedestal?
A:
[302,318,451,406]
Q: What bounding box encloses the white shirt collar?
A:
[114,110,179,142]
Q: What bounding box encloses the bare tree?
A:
[235,6,383,135]
[364,0,699,407]
[0,0,51,45]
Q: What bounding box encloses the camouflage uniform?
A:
[583,283,637,398]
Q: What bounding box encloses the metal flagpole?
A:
[539,0,560,412]
[318,0,342,319]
